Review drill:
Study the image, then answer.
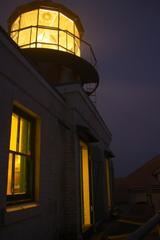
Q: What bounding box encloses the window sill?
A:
[5,202,40,225]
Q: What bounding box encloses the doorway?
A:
[80,141,93,230]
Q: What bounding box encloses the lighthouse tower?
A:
[8,0,99,95]
[0,1,113,240]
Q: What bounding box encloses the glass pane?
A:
[59,31,67,49]
[10,31,18,44]
[7,153,13,195]
[31,27,37,43]
[75,47,80,57]
[59,46,66,52]
[37,28,58,45]
[30,43,36,48]
[75,25,80,38]
[21,44,35,49]
[20,10,38,28]
[37,43,58,50]
[10,113,18,151]
[75,36,80,56]
[11,17,20,31]
[21,46,28,49]
[19,117,31,154]
[67,34,74,52]
[39,9,58,27]
[60,13,74,34]
[14,155,27,194]
[18,28,31,46]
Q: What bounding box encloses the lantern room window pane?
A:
[75,26,80,38]
[39,9,58,27]
[37,43,58,50]
[67,34,74,52]
[20,10,38,28]
[59,46,66,52]
[18,28,31,46]
[30,43,36,48]
[37,28,58,45]
[75,37,80,56]
[11,31,19,44]
[31,27,37,44]
[60,13,74,34]
[59,31,67,49]
[11,17,20,31]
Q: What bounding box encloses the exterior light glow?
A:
[10,9,81,56]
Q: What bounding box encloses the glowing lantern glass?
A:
[10,8,81,56]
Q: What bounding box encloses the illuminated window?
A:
[11,16,20,31]
[18,28,31,46]
[80,141,91,229]
[7,106,35,203]
[10,9,81,56]
[20,10,38,28]
[37,28,58,45]
[39,9,58,27]
[75,26,80,56]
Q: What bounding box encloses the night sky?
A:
[1,0,160,177]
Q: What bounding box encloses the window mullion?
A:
[12,153,15,195]
[17,116,21,153]
[58,11,60,50]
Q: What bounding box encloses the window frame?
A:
[7,106,35,205]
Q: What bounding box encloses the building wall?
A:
[0,27,113,240]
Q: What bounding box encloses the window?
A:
[80,141,91,230]
[7,106,35,204]
[10,9,81,56]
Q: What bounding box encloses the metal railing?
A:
[10,25,97,67]
[128,211,160,240]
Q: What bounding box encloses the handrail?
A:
[128,211,160,240]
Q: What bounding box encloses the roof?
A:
[8,0,84,34]
[126,155,160,188]
[114,155,160,202]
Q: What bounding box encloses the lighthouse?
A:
[8,0,99,95]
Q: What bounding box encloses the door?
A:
[80,140,93,231]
